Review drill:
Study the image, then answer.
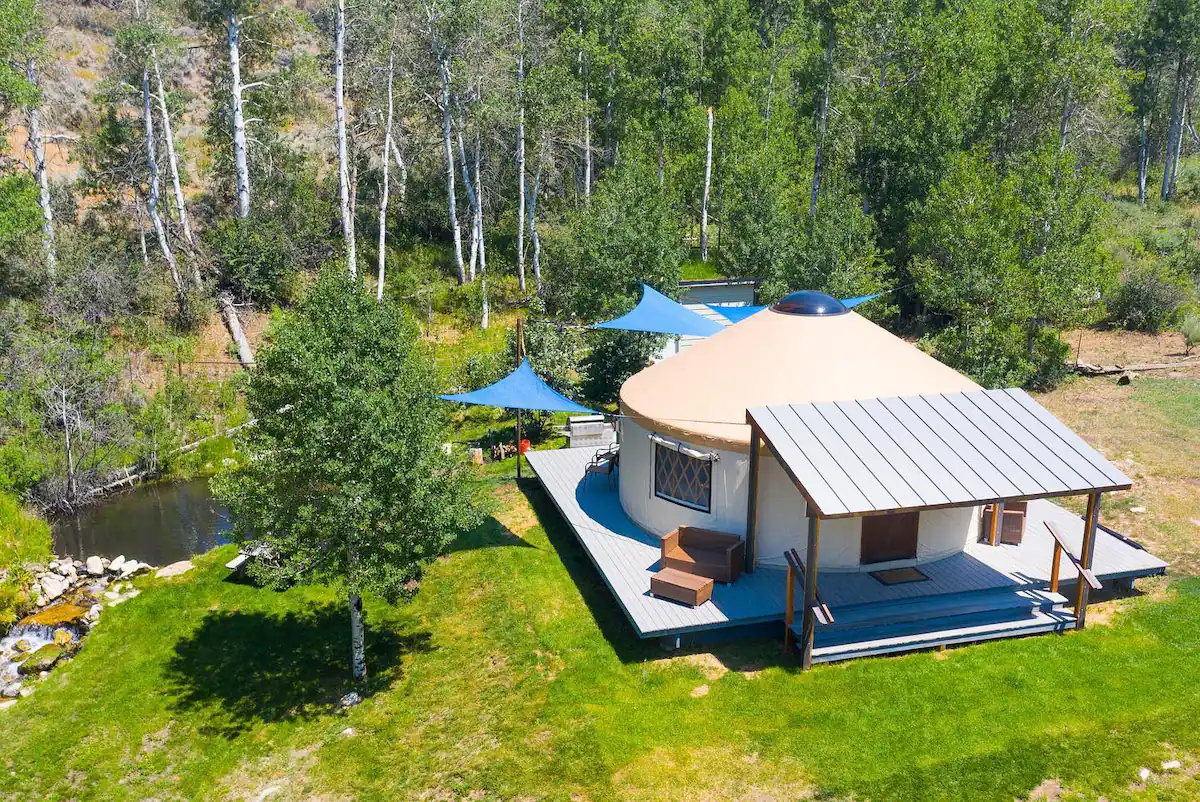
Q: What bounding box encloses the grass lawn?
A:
[1,376,1197,800]
[1,460,1199,800]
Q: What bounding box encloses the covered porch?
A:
[526,446,1166,658]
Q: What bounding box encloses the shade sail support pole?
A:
[745,422,761,573]
[515,317,524,480]
[801,514,820,671]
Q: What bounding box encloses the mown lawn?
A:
[1,458,1199,801]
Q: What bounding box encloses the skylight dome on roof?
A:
[771,290,848,316]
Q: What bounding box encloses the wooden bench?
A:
[661,526,744,584]
[650,567,714,607]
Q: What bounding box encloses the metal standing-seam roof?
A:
[746,388,1132,519]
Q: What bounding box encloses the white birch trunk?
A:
[583,82,591,199]
[699,106,713,262]
[377,40,396,303]
[389,139,407,212]
[219,13,256,366]
[515,0,527,292]
[228,14,252,218]
[142,66,185,298]
[1162,55,1185,202]
[439,58,466,283]
[61,389,76,501]
[153,57,196,264]
[457,130,480,283]
[25,58,55,276]
[135,196,149,267]
[474,139,488,329]
[335,0,356,277]
[349,592,366,681]
[528,154,542,291]
[1138,107,1149,206]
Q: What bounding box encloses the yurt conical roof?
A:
[619,293,981,452]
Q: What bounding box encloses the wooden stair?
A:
[790,587,1076,664]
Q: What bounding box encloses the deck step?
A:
[820,587,1069,634]
[803,608,1076,664]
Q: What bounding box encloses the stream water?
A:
[51,478,233,565]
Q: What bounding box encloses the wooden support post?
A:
[988,501,1004,546]
[800,514,820,671]
[1075,491,1101,629]
[515,317,524,480]
[744,423,761,573]
[783,562,794,654]
[1049,541,1063,593]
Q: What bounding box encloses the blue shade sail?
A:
[438,359,597,414]
[706,304,767,324]
[592,283,725,337]
[842,293,882,309]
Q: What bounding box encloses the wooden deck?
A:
[526,447,1167,641]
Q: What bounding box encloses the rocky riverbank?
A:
[0,554,183,710]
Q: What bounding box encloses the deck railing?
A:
[782,548,833,653]
[1044,522,1103,596]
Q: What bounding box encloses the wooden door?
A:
[860,511,920,564]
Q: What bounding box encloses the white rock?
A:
[1162,760,1181,771]
[87,604,102,621]
[0,700,16,712]
[85,556,104,576]
[39,574,66,601]
[155,560,195,579]
[120,561,149,579]
[103,591,120,601]
[1138,767,1151,781]
[18,687,33,698]
[1130,506,1147,514]
[55,562,73,577]
[1,683,20,698]
[340,727,357,737]
[108,556,126,574]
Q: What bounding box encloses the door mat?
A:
[870,567,930,585]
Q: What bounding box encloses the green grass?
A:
[0,491,50,572]
[2,470,1200,800]
[680,256,725,282]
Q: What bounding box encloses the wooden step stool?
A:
[650,567,714,607]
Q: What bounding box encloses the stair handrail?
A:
[1044,522,1103,594]
[784,548,834,625]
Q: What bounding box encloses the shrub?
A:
[1182,314,1200,355]
[927,321,1070,391]
[1109,265,1190,333]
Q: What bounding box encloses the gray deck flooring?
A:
[526,447,1167,638]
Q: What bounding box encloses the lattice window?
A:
[654,442,712,512]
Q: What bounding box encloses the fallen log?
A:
[1072,355,1200,376]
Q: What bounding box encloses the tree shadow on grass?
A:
[164,603,431,738]
[444,515,539,554]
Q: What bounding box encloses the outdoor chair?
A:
[584,444,620,489]
[660,526,744,584]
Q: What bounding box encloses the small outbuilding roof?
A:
[746,389,1132,519]
[620,307,980,451]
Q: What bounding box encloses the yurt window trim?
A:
[649,433,717,513]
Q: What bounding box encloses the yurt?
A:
[617,290,985,572]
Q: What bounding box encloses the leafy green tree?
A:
[544,155,686,319]
[911,148,1113,387]
[214,268,480,681]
